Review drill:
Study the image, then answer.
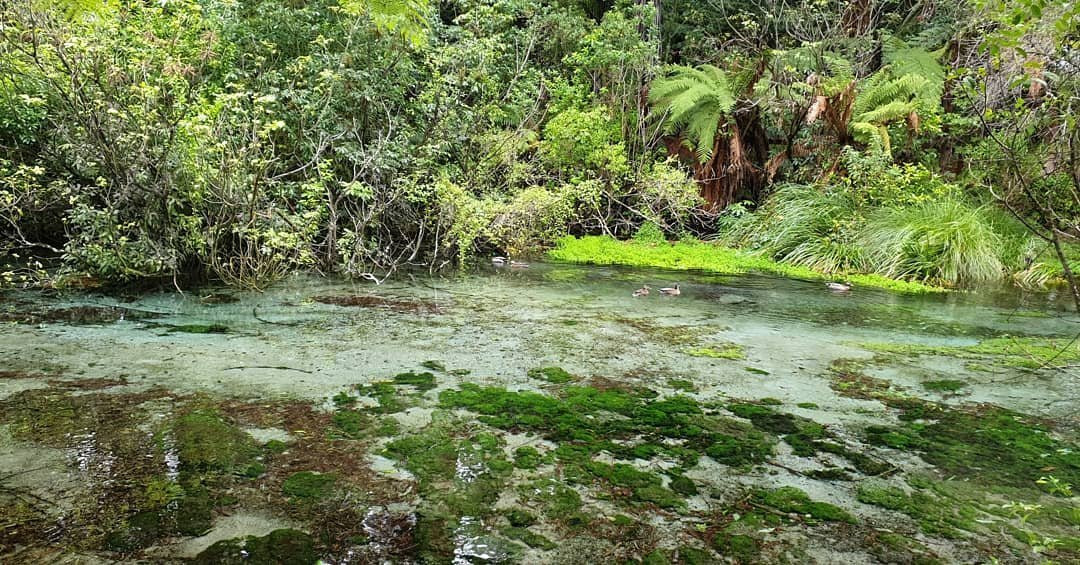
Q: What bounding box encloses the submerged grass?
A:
[549,236,945,293]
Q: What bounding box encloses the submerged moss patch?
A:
[860,336,1080,369]
[173,409,257,472]
[193,528,316,564]
[685,343,745,360]
[392,371,437,391]
[921,379,966,392]
[528,366,575,384]
[865,404,1080,488]
[282,471,337,500]
[440,384,773,471]
[755,487,856,523]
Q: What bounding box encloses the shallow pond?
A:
[1,263,1078,564]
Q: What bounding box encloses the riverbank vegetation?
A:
[1,1,1078,298]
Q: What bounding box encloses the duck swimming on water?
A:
[826,282,852,292]
[632,285,650,297]
[659,284,681,296]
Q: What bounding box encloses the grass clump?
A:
[282,472,337,500]
[667,378,697,392]
[755,486,856,523]
[528,366,575,384]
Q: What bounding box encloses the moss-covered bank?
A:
[549,235,946,293]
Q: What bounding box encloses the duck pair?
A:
[633,283,680,297]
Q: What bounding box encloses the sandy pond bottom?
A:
[0,263,1077,564]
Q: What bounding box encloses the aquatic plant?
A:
[685,343,745,360]
[754,486,856,523]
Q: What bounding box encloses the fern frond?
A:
[855,100,914,125]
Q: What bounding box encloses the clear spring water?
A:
[1,262,1077,563]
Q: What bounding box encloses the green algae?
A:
[282,471,337,500]
[528,366,575,384]
[754,486,856,523]
[685,343,745,360]
[193,528,316,565]
[744,366,770,375]
[518,479,584,521]
[796,402,819,409]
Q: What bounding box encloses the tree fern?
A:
[649,65,736,162]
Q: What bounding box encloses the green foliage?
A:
[649,65,736,162]
[860,199,1005,285]
[540,106,628,180]
[633,222,667,245]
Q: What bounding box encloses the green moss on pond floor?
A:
[685,343,745,360]
[439,383,774,470]
[282,471,337,500]
[528,366,575,384]
[754,486,856,523]
[865,404,1080,488]
[174,409,258,472]
[193,528,316,564]
[860,335,1080,369]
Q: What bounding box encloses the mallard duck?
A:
[510,260,530,268]
[826,282,852,292]
[632,285,650,297]
[659,284,681,296]
[492,256,507,265]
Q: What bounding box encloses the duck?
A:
[659,283,681,296]
[632,285,650,297]
[826,281,852,292]
[492,256,508,266]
